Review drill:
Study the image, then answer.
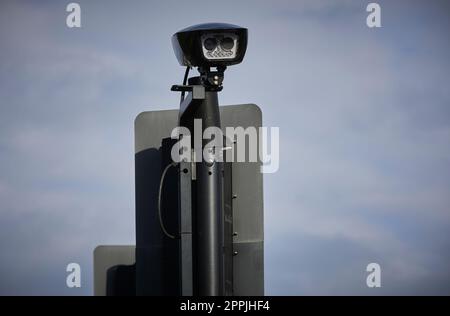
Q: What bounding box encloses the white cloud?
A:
[1,0,450,295]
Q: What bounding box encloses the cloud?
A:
[0,0,449,295]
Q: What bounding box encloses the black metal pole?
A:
[178,75,224,296]
[195,91,222,296]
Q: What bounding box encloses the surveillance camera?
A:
[172,23,248,68]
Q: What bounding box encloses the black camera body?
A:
[172,23,248,68]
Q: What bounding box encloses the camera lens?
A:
[203,37,217,51]
[220,37,234,51]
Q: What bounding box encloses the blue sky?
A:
[0,0,449,295]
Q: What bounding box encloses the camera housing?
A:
[172,23,248,68]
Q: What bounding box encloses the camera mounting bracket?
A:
[171,84,208,96]
[198,66,226,90]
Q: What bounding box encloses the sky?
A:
[0,0,450,295]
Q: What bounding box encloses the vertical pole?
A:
[179,76,224,296]
[194,90,222,296]
[179,161,193,295]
